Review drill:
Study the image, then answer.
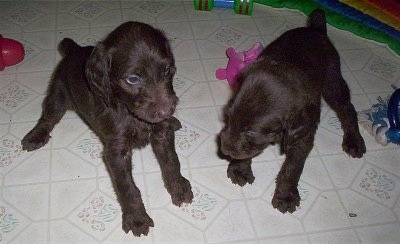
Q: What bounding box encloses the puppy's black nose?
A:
[159,109,170,118]
[157,107,174,119]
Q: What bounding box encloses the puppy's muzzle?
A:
[150,94,178,122]
[156,104,175,119]
[220,130,261,160]
[219,131,239,158]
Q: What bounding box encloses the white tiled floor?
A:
[1,1,400,243]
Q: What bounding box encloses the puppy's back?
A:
[52,38,94,98]
[259,9,338,85]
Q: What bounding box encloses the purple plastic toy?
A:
[216,42,263,90]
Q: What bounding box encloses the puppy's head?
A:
[86,21,178,123]
[219,65,288,160]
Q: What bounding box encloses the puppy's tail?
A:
[307,9,327,34]
[58,38,80,57]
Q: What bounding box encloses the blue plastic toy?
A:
[358,87,400,146]
[387,88,400,144]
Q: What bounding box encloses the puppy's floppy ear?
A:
[86,43,112,105]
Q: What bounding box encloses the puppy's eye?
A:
[126,74,141,85]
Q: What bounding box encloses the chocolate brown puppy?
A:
[22,22,193,236]
[219,10,366,213]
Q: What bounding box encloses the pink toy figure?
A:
[216,42,263,90]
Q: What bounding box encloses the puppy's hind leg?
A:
[22,78,69,151]
[322,68,366,158]
[150,117,193,206]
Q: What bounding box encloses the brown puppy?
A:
[21,22,193,236]
[219,10,366,213]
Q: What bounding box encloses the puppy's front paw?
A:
[272,187,300,214]
[227,163,255,186]
[167,177,194,207]
[21,129,51,151]
[342,132,366,158]
[122,211,154,237]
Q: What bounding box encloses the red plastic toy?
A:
[0,35,25,71]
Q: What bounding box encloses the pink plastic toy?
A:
[0,35,25,71]
[216,42,263,90]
